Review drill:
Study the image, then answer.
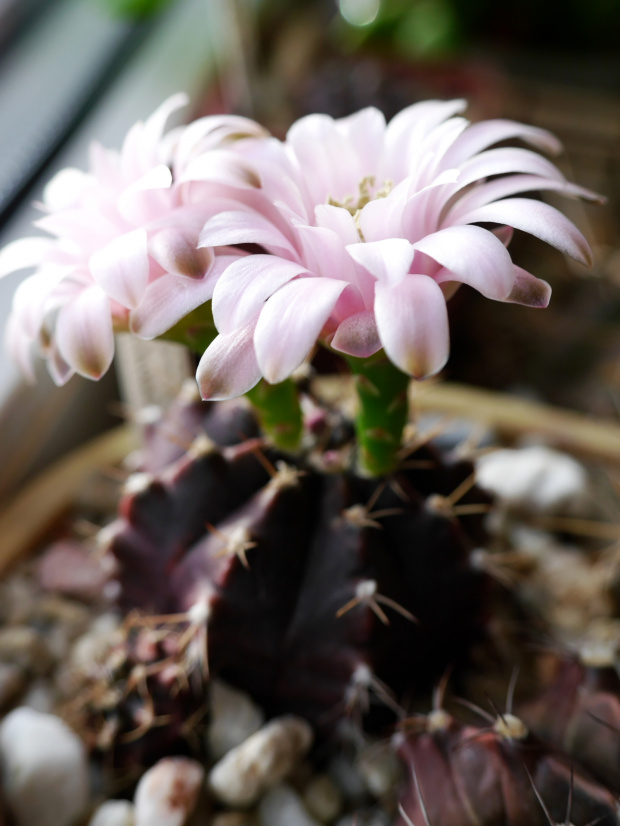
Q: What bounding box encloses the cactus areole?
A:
[0,95,600,753]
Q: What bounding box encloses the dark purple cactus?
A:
[102,397,490,744]
[520,652,620,794]
[395,705,620,826]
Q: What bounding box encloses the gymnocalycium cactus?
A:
[0,95,603,788]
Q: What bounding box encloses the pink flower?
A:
[0,95,265,383]
[197,100,600,399]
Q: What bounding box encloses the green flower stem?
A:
[159,303,218,354]
[344,353,410,476]
[157,303,303,452]
[246,379,304,453]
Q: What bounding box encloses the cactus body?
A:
[102,395,489,750]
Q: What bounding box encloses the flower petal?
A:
[413,225,514,299]
[213,255,309,334]
[199,210,297,257]
[457,198,593,266]
[180,150,261,188]
[346,239,414,287]
[89,229,149,309]
[43,168,93,210]
[149,228,214,279]
[197,320,262,401]
[331,311,381,358]
[505,266,551,308]
[0,237,54,277]
[254,277,349,383]
[375,276,449,379]
[440,119,562,169]
[448,175,602,222]
[130,255,236,339]
[55,286,114,379]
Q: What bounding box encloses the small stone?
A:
[208,716,314,808]
[303,775,342,823]
[0,627,53,674]
[356,747,403,799]
[134,757,204,826]
[38,542,111,602]
[34,594,92,628]
[0,575,38,625]
[0,707,89,826]
[476,446,589,515]
[207,680,265,760]
[88,800,135,826]
[0,663,25,708]
[258,785,321,826]
[21,680,56,713]
[326,756,367,805]
[210,813,256,826]
[69,613,123,673]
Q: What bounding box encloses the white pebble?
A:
[0,707,89,826]
[0,626,52,674]
[303,774,342,822]
[70,613,123,673]
[208,716,314,807]
[134,757,204,826]
[21,680,56,713]
[476,446,589,515]
[259,784,321,826]
[207,680,265,759]
[356,748,402,798]
[88,800,135,826]
[327,756,367,805]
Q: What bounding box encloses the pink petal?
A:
[0,237,54,277]
[42,168,93,210]
[197,320,262,401]
[505,266,551,308]
[89,229,149,309]
[383,99,467,180]
[55,286,114,380]
[331,311,381,358]
[212,255,309,334]
[375,276,449,379]
[142,92,188,152]
[448,175,602,222]
[254,277,349,384]
[199,211,297,257]
[346,239,414,287]
[149,228,214,279]
[130,255,236,339]
[457,198,593,266]
[180,150,261,188]
[286,113,370,206]
[413,225,514,300]
[47,341,75,386]
[455,147,564,190]
[440,119,562,169]
[314,204,359,245]
[117,164,174,224]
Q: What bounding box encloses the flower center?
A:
[327,176,393,242]
[328,175,393,216]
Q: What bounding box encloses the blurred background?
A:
[0,0,619,499]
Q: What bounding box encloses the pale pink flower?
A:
[0,95,265,383]
[197,100,600,399]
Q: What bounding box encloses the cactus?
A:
[395,701,620,826]
[93,391,491,763]
[1,91,610,817]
